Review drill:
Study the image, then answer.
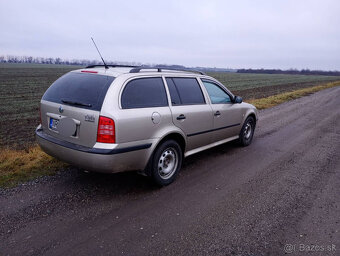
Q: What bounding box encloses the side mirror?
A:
[234,96,243,104]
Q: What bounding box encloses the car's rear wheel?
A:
[239,116,255,146]
[151,140,182,186]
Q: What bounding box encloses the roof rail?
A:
[129,67,206,75]
[86,64,139,68]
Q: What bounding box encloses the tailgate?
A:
[40,72,115,148]
[40,100,99,148]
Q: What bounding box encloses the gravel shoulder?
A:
[1,86,339,256]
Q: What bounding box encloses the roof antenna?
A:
[91,37,109,69]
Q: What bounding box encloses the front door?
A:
[201,79,243,143]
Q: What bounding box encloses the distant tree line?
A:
[0,54,234,72]
[237,68,340,76]
[0,55,141,66]
[3,55,338,75]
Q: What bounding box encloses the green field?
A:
[1,63,340,149]
[0,63,82,148]
[208,72,340,90]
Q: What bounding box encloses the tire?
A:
[151,140,182,186]
[239,116,255,146]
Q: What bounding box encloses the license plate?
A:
[49,118,59,131]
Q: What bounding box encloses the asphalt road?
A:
[1,87,339,256]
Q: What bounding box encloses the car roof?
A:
[70,66,234,98]
[71,66,207,78]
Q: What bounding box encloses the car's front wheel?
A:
[239,116,255,146]
[151,140,182,186]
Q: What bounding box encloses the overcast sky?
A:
[1,0,339,70]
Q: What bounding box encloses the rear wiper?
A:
[61,99,92,107]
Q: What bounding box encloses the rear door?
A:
[200,79,243,142]
[40,72,114,147]
[165,77,214,151]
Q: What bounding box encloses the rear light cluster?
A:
[97,116,115,143]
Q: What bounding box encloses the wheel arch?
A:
[247,113,257,125]
[242,107,258,126]
[155,132,186,156]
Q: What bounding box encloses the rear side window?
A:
[166,77,205,105]
[121,77,168,109]
[42,72,115,111]
[165,78,181,105]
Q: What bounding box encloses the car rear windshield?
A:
[42,72,115,111]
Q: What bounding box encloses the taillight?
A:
[97,116,115,143]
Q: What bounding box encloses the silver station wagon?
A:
[36,65,258,186]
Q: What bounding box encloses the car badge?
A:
[85,114,95,122]
[59,106,64,113]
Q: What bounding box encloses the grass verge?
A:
[1,80,339,188]
[0,146,66,188]
[248,81,340,110]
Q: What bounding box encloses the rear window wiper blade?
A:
[61,99,92,107]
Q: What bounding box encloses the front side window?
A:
[121,77,168,109]
[166,77,205,105]
[202,80,231,104]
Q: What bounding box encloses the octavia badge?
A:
[59,106,64,113]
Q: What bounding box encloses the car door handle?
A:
[176,114,186,120]
[214,111,221,116]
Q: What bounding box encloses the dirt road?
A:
[1,87,339,256]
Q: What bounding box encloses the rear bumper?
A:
[36,126,154,173]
